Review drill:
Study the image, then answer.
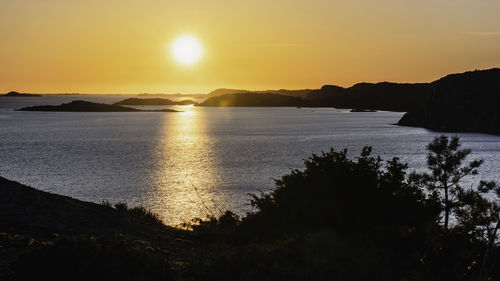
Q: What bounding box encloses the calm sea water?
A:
[1,95,499,225]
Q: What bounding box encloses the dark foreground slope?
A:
[0,177,193,280]
[398,68,500,134]
[114,98,197,106]
[17,100,179,112]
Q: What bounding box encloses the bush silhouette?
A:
[243,147,440,238]
[194,136,499,281]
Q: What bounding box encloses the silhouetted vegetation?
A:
[8,235,174,281]
[399,68,500,134]
[2,136,499,280]
[112,202,164,226]
[186,136,500,280]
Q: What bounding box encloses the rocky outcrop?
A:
[307,83,433,112]
[2,91,42,97]
[398,68,500,135]
[17,100,179,112]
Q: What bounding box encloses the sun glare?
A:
[172,36,202,65]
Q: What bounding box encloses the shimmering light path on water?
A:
[1,95,499,225]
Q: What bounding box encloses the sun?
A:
[172,36,202,65]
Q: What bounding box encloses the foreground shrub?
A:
[8,235,173,281]
[192,136,499,281]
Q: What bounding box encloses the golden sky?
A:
[1,0,499,94]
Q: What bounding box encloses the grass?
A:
[100,201,164,226]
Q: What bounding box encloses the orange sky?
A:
[1,0,499,94]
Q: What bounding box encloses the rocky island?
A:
[114,98,197,106]
[17,100,179,112]
[2,91,42,97]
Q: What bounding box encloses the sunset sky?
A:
[1,0,499,94]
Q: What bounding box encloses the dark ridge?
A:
[16,100,179,112]
[398,68,500,135]
[307,82,433,112]
[206,88,250,97]
[137,93,205,98]
[201,84,431,110]
[206,88,313,98]
[199,93,311,107]
[0,177,185,280]
[0,177,175,237]
[2,91,42,97]
[114,98,198,106]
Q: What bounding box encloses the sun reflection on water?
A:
[151,108,220,225]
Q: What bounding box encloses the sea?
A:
[1,95,499,225]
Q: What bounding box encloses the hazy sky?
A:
[1,0,499,94]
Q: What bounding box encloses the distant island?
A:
[2,91,42,97]
[7,68,500,134]
[206,88,313,98]
[200,93,310,107]
[196,68,500,135]
[17,100,179,112]
[350,109,377,112]
[198,83,432,111]
[137,93,206,98]
[398,68,500,135]
[114,98,198,106]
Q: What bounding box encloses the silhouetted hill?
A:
[137,93,205,98]
[398,68,500,134]
[261,89,313,98]
[202,84,431,110]
[2,91,42,97]
[0,177,176,237]
[307,82,432,111]
[207,88,250,97]
[114,98,197,106]
[17,100,179,112]
[200,93,310,107]
[207,88,313,98]
[0,177,189,280]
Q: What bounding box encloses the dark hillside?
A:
[399,68,500,134]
